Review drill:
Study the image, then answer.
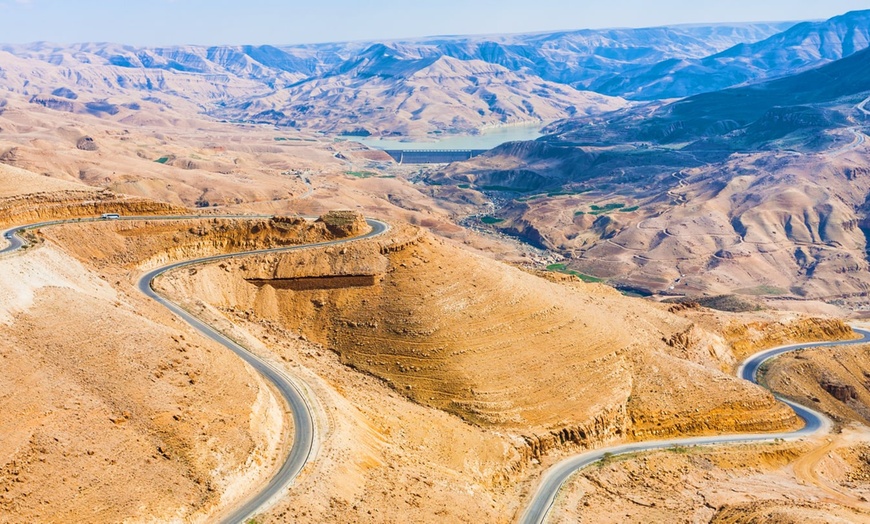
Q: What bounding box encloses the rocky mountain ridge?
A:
[0,21,795,135]
[593,9,870,100]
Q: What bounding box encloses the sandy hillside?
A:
[0,239,281,521]
[0,176,862,522]
[552,430,870,523]
[156,224,820,454]
[0,210,374,521]
[549,333,870,524]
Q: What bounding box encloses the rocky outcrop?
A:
[724,318,855,361]
[629,396,797,439]
[29,95,75,113]
[76,136,98,151]
[663,325,697,351]
[51,87,78,100]
[316,210,369,238]
[822,381,859,403]
[514,405,629,467]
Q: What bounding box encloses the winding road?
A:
[8,216,870,523]
[519,327,870,524]
[2,214,389,523]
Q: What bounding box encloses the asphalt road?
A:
[2,214,389,523]
[1,228,23,253]
[141,218,388,523]
[519,327,870,524]
[1,215,274,255]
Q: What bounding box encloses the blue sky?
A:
[0,0,866,45]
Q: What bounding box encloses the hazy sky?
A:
[0,0,866,46]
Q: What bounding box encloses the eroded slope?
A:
[0,210,367,521]
[158,225,801,461]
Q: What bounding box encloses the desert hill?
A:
[156,224,803,450]
[222,52,628,135]
[427,46,870,300]
[434,145,870,300]
[379,22,792,89]
[0,212,351,521]
[5,13,870,521]
[1,90,867,521]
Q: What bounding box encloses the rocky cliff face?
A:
[0,190,184,228]
[723,318,855,361]
[766,343,870,426]
[316,210,369,238]
[41,214,363,273]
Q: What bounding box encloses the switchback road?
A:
[2,214,389,523]
[519,327,870,524]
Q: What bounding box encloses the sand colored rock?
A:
[316,210,369,238]
[0,57,868,522]
[439,149,870,301]
[552,435,870,524]
[766,342,870,426]
[75,136,98,151]
[158,225,799,465]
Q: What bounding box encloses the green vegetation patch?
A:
[480,216,505,225]
[154,156,170,164]
[516,194,547,202]
[587,204,640,215]
[345,170,378,178]
[275,137,316,142]
[587,202,628,215]
[546,188,594,197]
[515,188,593,203]
[734,285,789,296]
[590,203,626,212]
[546,263,605,283]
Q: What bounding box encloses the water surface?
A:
[342,123,545,150]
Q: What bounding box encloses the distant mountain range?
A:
[0,12,868,135]
[592,10,870,100]
[547,43,870,151]
[0,21,792,91]
[0,20,794,135]
[220,51,628,135]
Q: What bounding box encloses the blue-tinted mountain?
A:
[591,10,870,100]
[549,44,870,150]
[333,22,794,88]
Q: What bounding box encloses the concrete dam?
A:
[384,149,489,164]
